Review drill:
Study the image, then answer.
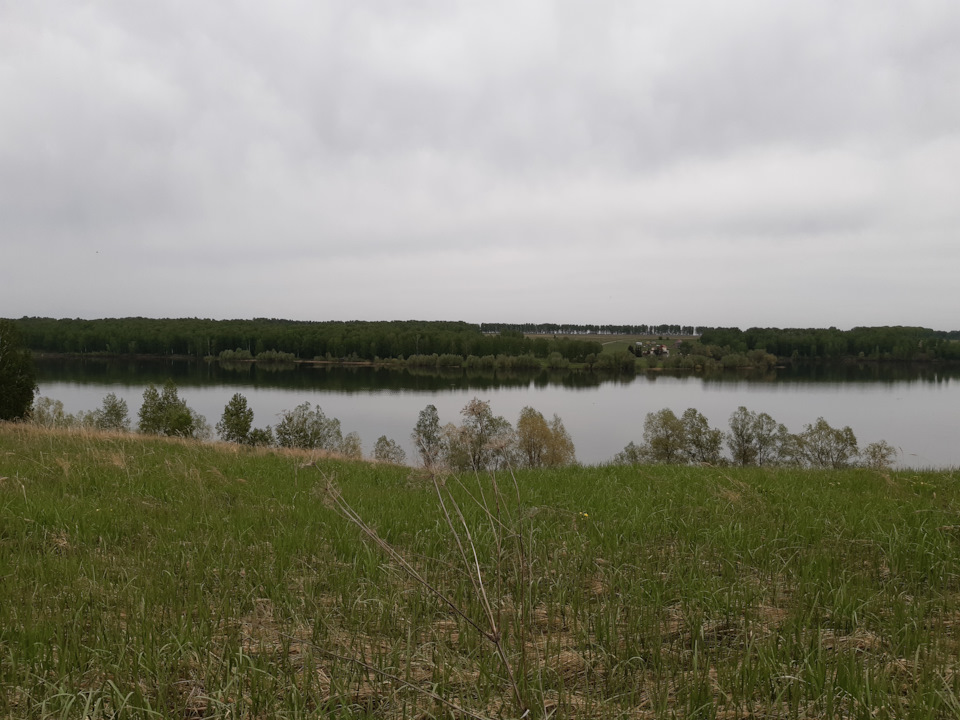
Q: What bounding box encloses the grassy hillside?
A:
[2,424,959,718]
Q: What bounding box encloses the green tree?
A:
[216,393,254,444]
[800,418,859,469]
[746,348,778,370]
[638,408,687,464]
[441,422,473,471]
[752,412,789,466]
[248,426,275,447]
[275,402,342,450]
[613,441,644,465]
[516,406,552,467]
[595,350,637,373]
[29,396,76,428]
[373,435,407,464]
[412,404,443,468]
[727,406,758,466]
[544,414,576,467]
[458,397,514,471]
[726,407,794,467]
[862,439,897,470]
[138,380,209,439]
[545,352,568,370]
[90,392,130,431]
[339,431,363,459]
[677,340,695,356]
[681,408,724,464]
[0,319,37,421]
[516,407,576,467]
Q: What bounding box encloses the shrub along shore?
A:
[28,381,898,472]
[2,422,959,718]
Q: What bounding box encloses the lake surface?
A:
[34,358,960,469]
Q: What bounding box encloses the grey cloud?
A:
[1,1,959,328]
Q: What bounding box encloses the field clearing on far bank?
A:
[2,423,959,719]
[524,333,694,355]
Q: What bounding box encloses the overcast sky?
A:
[2,2,958,330]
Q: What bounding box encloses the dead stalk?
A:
[320,468,528,716]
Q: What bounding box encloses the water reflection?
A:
[34,357,960,391]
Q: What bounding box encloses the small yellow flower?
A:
[580,512,589,518]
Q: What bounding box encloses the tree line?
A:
[22,378,899,472]
[615,406,896,470]
[23,383,577,472]
[12,317,958,365]
[698,326,960,362]
[12,317,602,363]
[210,392,577,472]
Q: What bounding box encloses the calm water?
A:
[34,358,960,469]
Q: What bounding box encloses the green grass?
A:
[2,424,960,718]
[525,332,670,356]
[596,336,647,355]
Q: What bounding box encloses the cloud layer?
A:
[3,1,959,328]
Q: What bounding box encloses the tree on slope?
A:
[640,408,687,464]
[458,398,514,471]
[216,393,254,444]
[516,406,552,467]
[374,435,406,464]
[91,393,130,432]
[727,406,758,466]
[0,319,37,421]
[516,406,576,467]
[138,380,209,439]
[799,418,859,469]
[680,408,723,464]
[726,406,795,467]
[412,404,443,468]
[275,402,342,451]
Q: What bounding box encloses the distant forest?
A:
[11,317,960,363]
[698,326,960,362]
[13,317,602,362]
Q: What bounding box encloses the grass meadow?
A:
[2,423,959,718]
[526,334,656,356]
